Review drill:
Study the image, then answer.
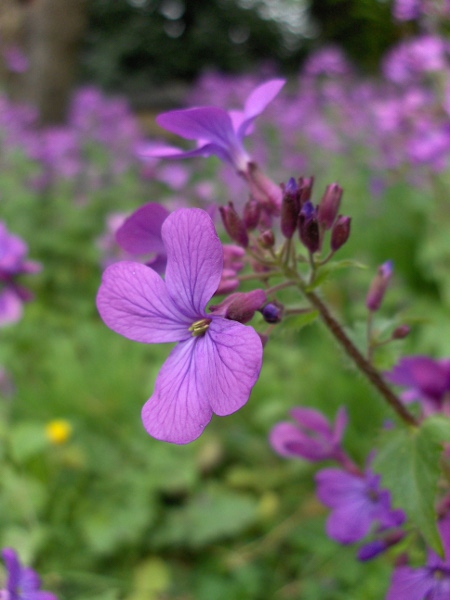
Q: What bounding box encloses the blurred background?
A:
[1,1,450,599]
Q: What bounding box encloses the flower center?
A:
[189,318,212,337]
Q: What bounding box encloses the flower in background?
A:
[393,0,423,21]
[387,513,450,599]
[3,46,29,74]
[45,420,72,445]
[270,407,348,462]
[1,547,57,600]
[315,467,406,544]
[97,208,263,444]
[0,222,41,327]
[385,355,450,416]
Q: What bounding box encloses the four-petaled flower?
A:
[315,467,406,544]
[97,208,263,444]
[141,79,285,173]
[1,548,57,600]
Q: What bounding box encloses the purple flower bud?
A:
[243,198,261,230]
[392,325,411,340]
[219,202,249,248]
[258,229,275,248]
[318,183,343,230]
[330,215,351,252]
[298,201,320,253]
[209,289,267,324]
[260,302,283,323]
[281,177,300,239]
[366,261,394,312]
[298,176,315,205]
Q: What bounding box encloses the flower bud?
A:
[298,201,320,254]
[219,202,249,247]
[243,198,261,230]
[258,229,275,248]
[392,325,411,340]
[281,178,300,238]
[366,260,394,312]
[209,289,267,324]
[260,303,283,323]
[298,176,314,206]
[330,215,351,251]
[318,183,343,230]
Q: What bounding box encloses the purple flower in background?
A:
[0,222,41,327]
[393,0,423,21]
[385,355,450,416]
[141,79,285,172]
[1,548,57,600]
[315,468,406,544]
[115,202,170,275]
[3,46,29,73]
[387,513,450,599]
[97,208,263,444]
[270,407,348,462]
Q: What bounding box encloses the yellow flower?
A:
[45,419,72,445]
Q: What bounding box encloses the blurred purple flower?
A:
[387,513,450,599]
[3,46,29,73]
[270,407,348,462]
[141,79,285,173]
[393,0,423,21]
[97,208,263,444]
[386,355,450,416]
[315,468,406,544]
[1,547,57,600]
[0,222,41,327]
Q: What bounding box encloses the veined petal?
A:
[97,261,191,343]
[139,141,231,163]
[116,202,169,255]
[386,567,436,600]
[157,106,236,149]
[163,209,223,317]
[198,318,263,416]
[238,78,286,140]
[142,337,213,444]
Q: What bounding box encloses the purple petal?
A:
[96,261,191,343]
[315,468,365,508]
[141,337,213,444]
[238,79,285,139]
[270,422,329,461]
[386,567,436,600]
[156,107,236,148]
[20,566,41,591]
[139,141,227,162]
[116,202,169,255]
[25,593,59,600]
[290,407,333,437]
[202,318,263,415]
[326,504,373,543]
[386,356,450,400]
[163,209,223,317]
[0,289,23,326]
[141,318,262,444]
[2,548,21,591]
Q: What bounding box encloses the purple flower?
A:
[115,202,170,275]
[97,208,263,444]
[0,222,41,327]
[1,548,57,600]
[385,355,450,416]
[270,407,348,462]
[387,514,450,600]
[393,0,423,21]
[141,79,285,173]
[315,468,406,544]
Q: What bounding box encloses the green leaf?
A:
[373,416,450,555]
[9,422,49,462]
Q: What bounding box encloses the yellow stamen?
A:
[189,318,211,337]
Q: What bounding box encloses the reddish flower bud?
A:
[366,261,394,312]
[209,289,267,324]
[297,176,315,206]
[281,178,300,238]
[392,325,411,340]
[219,202,249,247]
[258,229,275,248]
[243,198,261,230]
[318,183,343,230]
[330,215,351,251]
[299,201,320,254]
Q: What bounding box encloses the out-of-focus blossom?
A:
[3,46,29,73]
[393,0,423,21]
[303,46,352,77]
[385,355,450,416]
[366,260,394,312]
[383,35,450,84]
[315,468,406,544]
[45,419,72,445]
[387,513,450,599]
[270,407,348,462]
[97,208,263,444]
[1,547,57,600]
[0,222,41,327]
